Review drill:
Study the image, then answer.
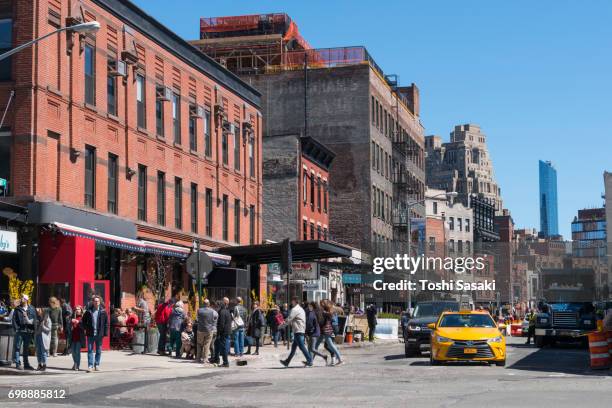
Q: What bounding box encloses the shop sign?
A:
[303,280,320,291]
[282,262,319,281]
[342,274,362,284]
[0,229,17,253]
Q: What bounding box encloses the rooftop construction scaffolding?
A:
[193,13,413,113]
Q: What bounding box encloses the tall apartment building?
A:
[539,160,559,238]
[192,14,426,262]
[0,0,263,312]
[571,208,608,299]
[425,124,503,214]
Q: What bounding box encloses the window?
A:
[222,132,228,165]
[107,154,118,214]
[249,205,255,244]
[449,217,454,230]
[371,142,376,168]
[310,173,315,210]
[157,172,166,226]
[458,218,463,232]
[449,239,455,253]
[371,96,375,125]
[174,177,182,229]
[190,183,197,233]
[205,188,213,236]
[233,125,240,171]
[323,181,328,213]
[433,201,438,215]
[316,177,321,212]
[137,165,147,221]
[0,130,11,195]
[107,61,117,116]
[155,97,164,137]
[234,199,240,243]
[465,219,470,232]
[428,237,436,252]
[310,222,315,240]
[84,44,95,105]
[136,74,146,128]
[248,137,254,177]
[303,220,308,240]
[457,240,463,253]
[222,195,228,241]
[323,228,328,241]
[84,146,96,208]
[303,171,308,205]
[172,93,181,144]
[317,226,322,240]
[204,110,211,157]
[189,106,197,151]
[0,18,13,80]
[466,241,471,254]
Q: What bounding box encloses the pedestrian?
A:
[232,297,247,357]
[180,321,195,359]
[196,298,218,364]
[305,302,327,365]
[331,304,341,336]
[213,298,232,367]
[48,296,63,357]
[168,301,185,358]
[280,297,312,368]
[314,301,343,366]
[59,298,72,355]
[126,308,139,342]
[266,304,284,348]
[400,309,410,342]
[366,304,377,342]
[525,309,536,345]
[246,301,265,355]
[134,291,151,353]
[34,307,51,371]
[70,305,85,371]
[82,295,109,372]
[155,298,172,355]
[12,294,35,370]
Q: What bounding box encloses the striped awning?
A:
[52,222,231,264]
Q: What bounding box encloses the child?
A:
[180,321,195,359]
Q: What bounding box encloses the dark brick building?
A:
[262,134,333,243]
[0,0,264,313]
[192,15,426,262]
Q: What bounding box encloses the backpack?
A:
[274,312,285,327]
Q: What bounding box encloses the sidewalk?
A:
[0,338,393,376]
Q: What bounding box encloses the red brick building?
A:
[0,0,263,315]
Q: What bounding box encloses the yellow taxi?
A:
[428,310,506,366]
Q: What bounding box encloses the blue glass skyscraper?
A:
[539,160,559,237]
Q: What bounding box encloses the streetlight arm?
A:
[0,26,72,62]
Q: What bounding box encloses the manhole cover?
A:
[216,382,272,389]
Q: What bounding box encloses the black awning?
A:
[217,240,352,264]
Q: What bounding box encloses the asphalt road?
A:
[1,336,610,408]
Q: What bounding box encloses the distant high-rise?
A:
[539,160,559,237]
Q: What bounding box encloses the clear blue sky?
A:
[133,0,612,239]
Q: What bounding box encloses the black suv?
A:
[404,301,460,357]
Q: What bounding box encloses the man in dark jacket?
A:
[366,304,377,342]
[12,295,36,370]
[213,297,232,367]
[82,296,108,372]
[60,298,72,355]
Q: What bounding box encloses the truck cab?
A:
[404,301,459,357]
[534,302,597,347]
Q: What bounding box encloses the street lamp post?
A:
[404,191,457,312]
[0,21,100,62]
